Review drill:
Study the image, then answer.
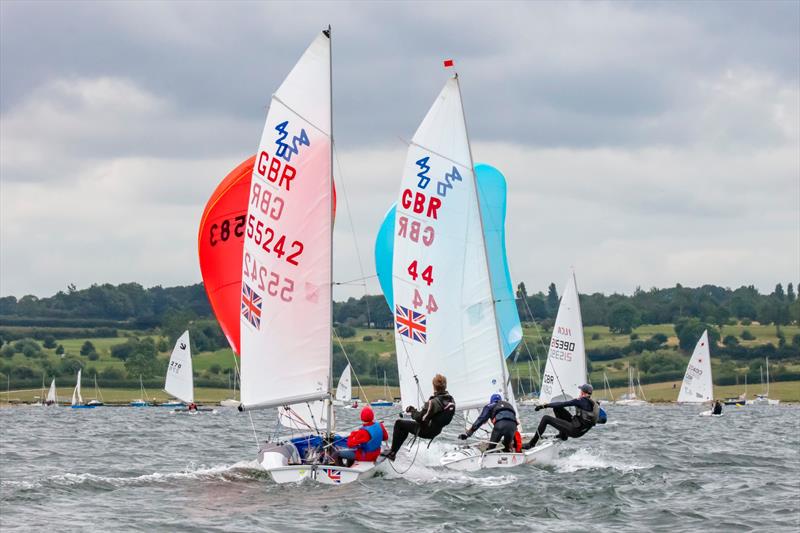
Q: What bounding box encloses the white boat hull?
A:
[265,461,379,485]
[440,441,559,472]
[219,399,241,408]
[699,410,723,417]
[614,399,648,406]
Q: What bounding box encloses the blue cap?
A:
[490,393,502,403]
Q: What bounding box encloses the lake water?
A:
[1,404,798,532]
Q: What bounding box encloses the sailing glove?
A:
[458,433,469,440]
[535,405,545,411]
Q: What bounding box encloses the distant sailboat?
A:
[677,330,718,416]
[333,363,353,406]
[747,357,780,405]
[87,374,104,406]
[45,378,57,406]
[615,366,648,406]
[369,371,394,407]
[163,331,202,411]
[130,375,151,407]
[220,357,241,408]
[71,369,95,409]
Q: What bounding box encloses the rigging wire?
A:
[332,328,372,404]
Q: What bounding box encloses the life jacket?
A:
[490,400,517,423]
[575,398,599,427]
[513,431,523,453]
[424,393,456,436]
[359,423,384,453]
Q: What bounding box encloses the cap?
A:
[579,384,593,395]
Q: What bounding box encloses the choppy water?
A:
[1,404,798,532]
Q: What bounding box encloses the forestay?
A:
[539,272,588,403]
[335,364,352,402]
[678,330,713,403]
[165,331,194,404]
[239,32,333,411]
[392,76,505,412]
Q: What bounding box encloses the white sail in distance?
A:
[391,76,506,412]
[539,272,588,404]
[46,379,56,404]
[239,31,333,411]
[71,369,83,406]
[165,331,194,404]
[678,330,713,403]
[335,364,352,403]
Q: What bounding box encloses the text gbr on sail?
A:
[401,189,441,220]
[256,150,296,191]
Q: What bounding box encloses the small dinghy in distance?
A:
[234,28,382,485]
[333,364,352,406]
[71,370,95,409]
[676,330,720,416]
[45,378,58,406]
[165,331,215,414]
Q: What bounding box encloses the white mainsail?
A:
[165,331,194,404]
[46,378,57,404]
[539,272,588,404]
[678,330,713,403]
[239,31,333,413]
[71,369,83,406]
[392,76,507,412]
[335,364,352,403]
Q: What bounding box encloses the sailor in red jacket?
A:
[340,406,388,464]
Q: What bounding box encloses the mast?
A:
[765,357,770,397]
[454,73,509,399]
[325,24,334,438]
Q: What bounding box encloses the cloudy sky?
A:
[1,1,798,300]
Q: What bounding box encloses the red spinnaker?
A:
[198,156,336,356]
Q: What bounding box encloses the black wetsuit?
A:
[389,391,455,454]
[467,400,518,452]
[712,402,722,415]
[526,397,597,449]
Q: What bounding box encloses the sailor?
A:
[338,406,388,465]
[458,393,519,452]
[383,374,455,461]
[523,384,599,450]
[712,399,723,415]
[188,402,198,411]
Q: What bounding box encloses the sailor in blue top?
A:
[458,393,518,452]
[523,384,600,450]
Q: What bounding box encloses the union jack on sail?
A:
[241,283,263,330]
[395,304,427,344]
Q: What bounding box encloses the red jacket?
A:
[346,421,388,461]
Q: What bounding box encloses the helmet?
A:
[490,393,502,403]
[579,384,593,395]
[360,406,374,423]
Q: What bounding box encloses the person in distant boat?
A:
[712,400,723,415]
[522,384,599,450]
[458,393,519,452]
[382,374,456,461]
[338,406,388,466]
[188,402,198,411]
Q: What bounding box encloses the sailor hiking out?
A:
[383,374,455,461]
[459,393,521,452]
[523,384,600,450]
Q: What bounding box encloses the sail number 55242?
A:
[243,252,294,302]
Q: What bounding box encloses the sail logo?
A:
[416,156,431,189]
[395,305,427,343]
[241,283,263,330]
[274,120,310,162]
[436,166,463,197]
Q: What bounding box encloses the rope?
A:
[387,437,422,475]
[247,411,259,450]
[332,328,371,404]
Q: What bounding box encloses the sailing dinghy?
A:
[677,331,719,416]
[333,363,353,406]
[369,371,394,407]
[236,28,383,485]
[71,369,94,409]
[45,378,57,406]
[164,331,214,413]
[373,70,554,471]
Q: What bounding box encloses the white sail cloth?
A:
[46,379,57,404]
[392,77,506,413]
[239,32,332,411]
[678,330,713,403]
[539,272,588,404]
[335,364,352,403]
[165,331,194,404]
[71,369,83,406]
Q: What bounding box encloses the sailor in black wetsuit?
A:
[459,394,518,452]
[523,384,599,450]
[383,374,455,461]
[712,400,723,415]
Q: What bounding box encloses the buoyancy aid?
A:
[575,398,600,427]
[490,400,517,423]
[360,422,384,453]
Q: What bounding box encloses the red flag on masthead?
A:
[443,59,454,68]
